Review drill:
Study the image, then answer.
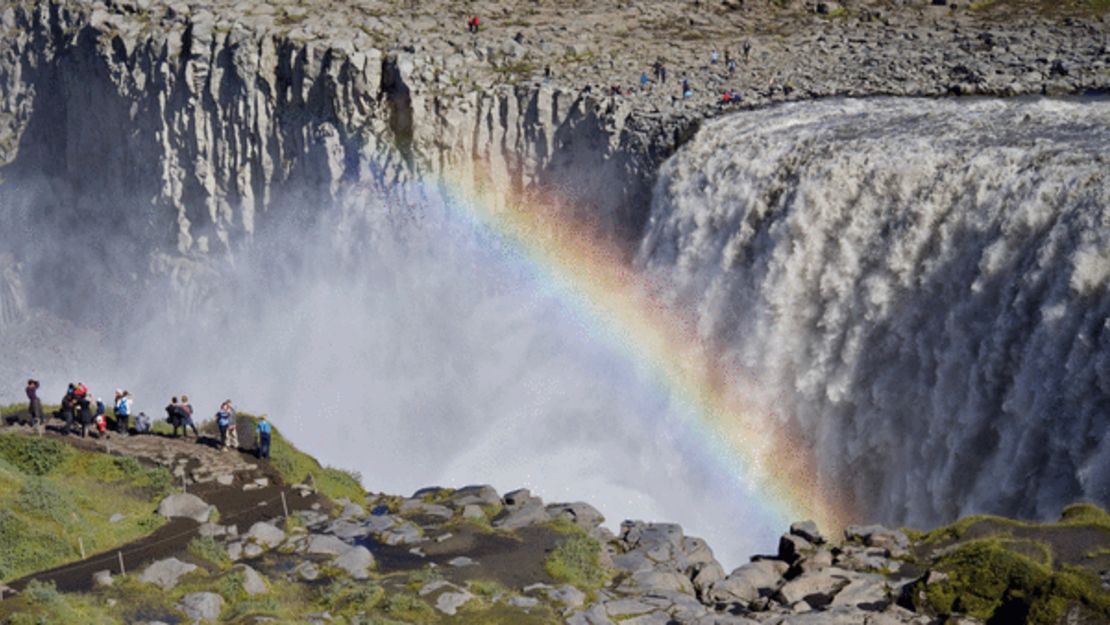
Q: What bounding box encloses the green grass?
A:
[188,536,231,570]
[237,414,366,504]
[544,534,608,591]
[916,539,1110,624]
[0,433,172,582]
[913,502,1110,546]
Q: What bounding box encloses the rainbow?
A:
[429,166,849,536]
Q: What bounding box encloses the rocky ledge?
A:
[0,421,1107,624]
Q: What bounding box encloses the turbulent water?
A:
[638,97,1110,529]
[1,97,1107,565]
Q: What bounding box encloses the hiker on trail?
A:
[166,396,185,437]
[59,385,77,435]
[135,411,151,434]
[660,64,667,84]
[180,394,198,438]
[76,388,92,438]
[743,40,752,61]
[467,15,480,33]
[710,49,719,65]
[216,400,236,451]
[256,415,272,460]
[94,398,107,437]
[640,73,650,91]
[26,379,43,435]
[728,58,737,76]
[682,77,692,98]
[114,389,132,435]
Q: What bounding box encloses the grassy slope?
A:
[0,433,174,583]
[905,503,1110,624]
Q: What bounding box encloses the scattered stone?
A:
[177,592,224,623]
[226,541,243,561]
[234,564,268,595]
[246,521,285,549]
[332,545,375,579]
[435,589,475,615]
[306,534,351,556]
[448,556,475,567]
[92,570,113,587]
[109,513,125,524]
[139,558,198,590]
[157,493,215,523]
[462,505,485,520]
[295,561,320,581]
[508,595,540,608]
[546,502,605,529]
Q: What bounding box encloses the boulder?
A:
[775,567,853,608]
[707,560,788,605]
[492,500,550,529]
[245,521,285,549]
[547,584,586,608]
[546,502,605,529]
[140,557,198,590]
[618,570,695,595]
[789,520,825,545]
[157,493,214,523]
[692,561,726,596]
[226,541,243,561]
[435,589,475,615]
[295,561,320,581]
[379,522,423,545]
[234,564,268,596]
[306,534,352,556]
[502,488,540,508]
[778,534,813,563]
[449,485,501,508]
[828,572,889,610]
[332,545,375,579]
[844,525,910,557]
[177,592,223,623]
[92,570,113,587]
[461,504,485,520]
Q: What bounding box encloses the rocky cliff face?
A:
[0,0,681,269]
[1,0,1105,277]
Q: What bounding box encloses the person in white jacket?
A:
[114,389,133,435]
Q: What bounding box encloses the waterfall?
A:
[638,97,1110,528]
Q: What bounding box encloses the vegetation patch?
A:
[188,536,232,570]
[239,413,366,503]
[915,539,1110,624]
[544,534,607,590]
[0,436,170,582]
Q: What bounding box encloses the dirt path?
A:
[2,425,328,594]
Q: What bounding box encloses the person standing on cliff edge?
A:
[25,379,43,435]
[256,415,272,460]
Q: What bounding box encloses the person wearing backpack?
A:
[216,400,234,451]
[114,389,133,435]
[255,415,272,460]
[94,398,107,437]
[180,394,198,438]
[166,396,184,437]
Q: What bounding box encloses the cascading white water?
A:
[3,96,1107,566]
[637,97,1110,528]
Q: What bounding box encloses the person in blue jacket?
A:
[256,415,272,460]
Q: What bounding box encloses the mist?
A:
[0,177,782,569]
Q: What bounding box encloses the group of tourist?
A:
[20,379,272,460]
